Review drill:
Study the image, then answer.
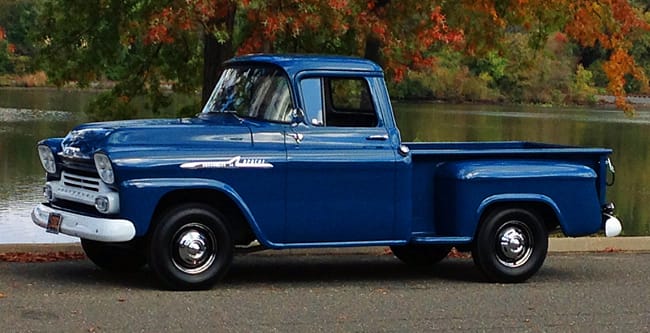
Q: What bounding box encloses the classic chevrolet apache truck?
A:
[32,54,622,289]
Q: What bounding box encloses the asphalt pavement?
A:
[1,251,649,332]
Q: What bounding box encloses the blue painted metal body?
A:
[40,54,614,249]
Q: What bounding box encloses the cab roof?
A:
[224,54,384,77]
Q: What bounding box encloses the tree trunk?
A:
[362,0,390,67]
[363,36,383,66]
[201,33,233,105]
[201,4,236,106]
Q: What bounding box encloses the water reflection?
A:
[0,88,88,243]
[0,89,648,244]
[0,108,73,123]
[0,175,77,243]
[0,87,97,113]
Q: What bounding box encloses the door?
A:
[285,76,397,243]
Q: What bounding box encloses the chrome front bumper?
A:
[31,204,136,242]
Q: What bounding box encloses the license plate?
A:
[46,213,62,234]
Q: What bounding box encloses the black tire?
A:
[81,238,146,272]
[472,207,548,283]
[148,203,233,290]
[390,244,452,266]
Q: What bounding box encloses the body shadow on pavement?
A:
[225,254,483,285]
[4,254,486,289]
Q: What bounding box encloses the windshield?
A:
[201,66,294,123]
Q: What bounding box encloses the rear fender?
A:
[477,194,562,230]
[476,192,602,237]
[435,160,602,238]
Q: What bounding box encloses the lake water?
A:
[1,88,648,243]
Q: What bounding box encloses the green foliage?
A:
[587,60,610,88]
[0,0,37,75]
[33,0,203,120]
[0,40,12,74]
[628,16,650,93]
[488,33,576,105]
[86,92,139,121]
[392,32,590,106]
[0,0,37,56]
[569,65,599,104]
[390,50,501,102]
[471,51,507,83]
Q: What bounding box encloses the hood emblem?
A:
[180,156,273,169]
[60,146,90,159]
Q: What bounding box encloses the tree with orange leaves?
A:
[237,1,463,81]
[441,0,649,113]
[139,1,463,97]
[32,0,649,119]
[565,0,650,113]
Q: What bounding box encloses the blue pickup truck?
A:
[32,54,621,289]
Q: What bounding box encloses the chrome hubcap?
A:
[172,223,217,275]
[496,221,533,268]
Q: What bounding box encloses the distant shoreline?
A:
[2,86,649,112]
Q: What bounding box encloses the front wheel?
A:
[472,207,548,283]
[81,238,146,272]
[148,204,233,290]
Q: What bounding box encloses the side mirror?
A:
[290,108,305,127]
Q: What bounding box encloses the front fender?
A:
[119,178,271,245]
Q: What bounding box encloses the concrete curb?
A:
[0,237,649,256]
[548,237,650,253]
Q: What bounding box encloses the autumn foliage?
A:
[564,0,650,112]
[439,0,649,112]
[139,1,464,82]
[31,0,650,115]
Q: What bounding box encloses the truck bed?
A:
[404,141,612,241]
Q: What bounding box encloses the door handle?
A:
[289,132,304,144]
[366,134,389,141]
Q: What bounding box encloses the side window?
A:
[326,78,378,127]
[299,76,379,128]
[300,78,324,126]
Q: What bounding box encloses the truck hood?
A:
[60,114,252,160]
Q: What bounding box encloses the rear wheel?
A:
[148,203,233,290]
[472,207,548,283]
[81,238,146,272]
[390,244,452,266]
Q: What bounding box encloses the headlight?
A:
[37,145,57,174]
[94,153,115,184]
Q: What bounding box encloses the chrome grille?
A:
[62,172,101,192]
